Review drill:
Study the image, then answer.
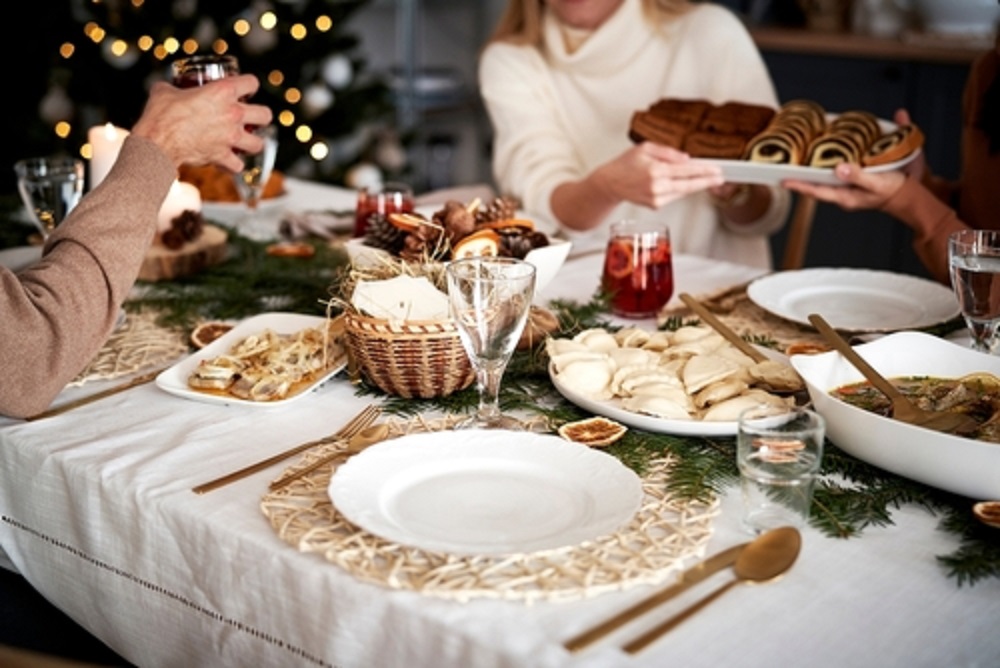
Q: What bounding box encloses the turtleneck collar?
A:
[543,0,656,75]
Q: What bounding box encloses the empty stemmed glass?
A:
[14,157,85,239]
[233,124,278,212]
[949,229,1000,354]
[446,256,536,429]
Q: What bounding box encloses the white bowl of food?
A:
[344,236,571,295]
[790,331,1000,500]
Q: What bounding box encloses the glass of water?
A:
[14,156,85,239]
[949,229,1000,354]
[737,406,825,535]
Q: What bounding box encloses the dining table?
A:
[1,178,998,668]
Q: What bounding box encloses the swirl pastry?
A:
[805,131,866,168]
[744,130,804,164]
[863,124,925,167]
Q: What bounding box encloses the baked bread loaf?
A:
[629,98,775,159]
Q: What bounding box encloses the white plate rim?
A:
[746,268,959,332]
[329,430,643,556]
[155,312,346,407]
[691,115,919,186]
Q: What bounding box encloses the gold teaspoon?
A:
[622,526,802,653]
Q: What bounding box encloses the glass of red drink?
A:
[601,219,674,318]
[171,54,240,88]
[354,182,415,237]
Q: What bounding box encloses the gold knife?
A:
[25,367,165,421]
[562,541,747,653]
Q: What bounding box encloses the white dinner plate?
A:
[329,430,643,556]
[747,268,960,332]
[692,115,919,186]
[155,312,346,407]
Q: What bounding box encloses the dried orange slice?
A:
[557,416,628,447]
[266,241,315,258]
[604,239,634,279]
[190,321,233,349]
[451,229,501,259]
[387,212,432,232]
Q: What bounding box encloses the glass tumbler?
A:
[601,219,674,318]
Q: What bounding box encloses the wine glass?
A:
[171,53,240,87]
[948,229,1000,354]
[446,256,536,429]
[233,124,278,211]
[14,157,85,239]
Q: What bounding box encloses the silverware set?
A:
[564,526,801,654]
[191,403,381,494]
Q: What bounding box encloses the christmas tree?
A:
[33,0,405,187]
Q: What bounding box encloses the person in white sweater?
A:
[478,0,790,268]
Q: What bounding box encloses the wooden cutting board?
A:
[138,223,228,282]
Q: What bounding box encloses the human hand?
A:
[783,162,906,211]
[131,76,274,173]
[601,142,724,209]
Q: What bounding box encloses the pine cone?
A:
[363,213,406,254]
[475,195,520,224]
[498,228,548,259]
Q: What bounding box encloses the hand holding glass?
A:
[171,54,240,87]
[446,257,536,429]
[737,406,825,534]
[948,229,1000,354]
[14,157,85,239]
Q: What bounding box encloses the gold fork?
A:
[191,403,381,494]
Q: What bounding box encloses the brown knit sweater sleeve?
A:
[0,135,175,418]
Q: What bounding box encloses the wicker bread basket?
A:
[344,310,475,398]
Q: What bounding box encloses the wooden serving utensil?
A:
[808,313,978,436]
[679,292,767,363]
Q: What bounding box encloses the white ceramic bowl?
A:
[790,331,1000,500]
[344,237,571,295]
[912,0,1000,36]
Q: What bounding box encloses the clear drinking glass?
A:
[171,53,240,87]
[949,229,1000,354]
[737,406,825,535]
[446,256,536,429]
[233,124,279,211]
[354,182,415,238]
[601,219,674,318]
[14,157,85,239]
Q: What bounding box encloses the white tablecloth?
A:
[2,182,998,668]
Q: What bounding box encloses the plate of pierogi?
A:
[547,325,801,437]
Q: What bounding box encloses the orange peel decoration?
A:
[451,229,501,258]
[604,239,634,279]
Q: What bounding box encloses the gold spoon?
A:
[622,526,802,653]
[268,423,390,491]
[808,313,979,437]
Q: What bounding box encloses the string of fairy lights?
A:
[61,10,333,165]
[42,1,402,186]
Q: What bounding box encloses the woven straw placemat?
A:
[659,281,829,354]
[70,310,188,386]
[261,416,719,603]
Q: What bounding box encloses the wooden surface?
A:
[138,223,227,282]
[751,27,986,65]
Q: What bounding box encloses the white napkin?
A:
[350,275,450,322]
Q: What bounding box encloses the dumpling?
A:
[700,389,793,421]
[607,346,660,369]
[549,350,608,373]
[556,357,615,400]
[573,328,620,353]
[546,338,590,358]
[622,394,693,420]
[681,354,742,394]
[693,378,749,409]
[614,326,651,348]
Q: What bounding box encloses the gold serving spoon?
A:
[808,313,979,436]
[622,526,802,653]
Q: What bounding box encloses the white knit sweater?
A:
[478,0,790,267]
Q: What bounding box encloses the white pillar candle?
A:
[88,123,129,190]
[157,180,203,232]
